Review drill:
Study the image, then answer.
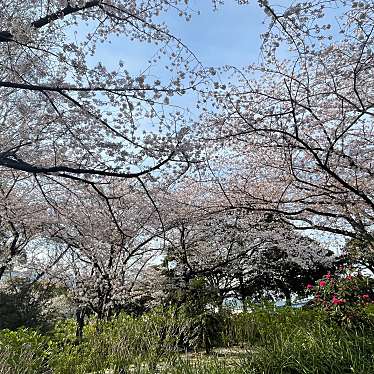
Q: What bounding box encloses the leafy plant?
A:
[307,268,374,325]
[0,328,50,374]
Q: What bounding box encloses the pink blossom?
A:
[306,284,313,289]
[319,280,326,287]
[332,296,345,305]
[324,272,331,280]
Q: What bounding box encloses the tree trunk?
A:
[284,288,292,307]
[204,331,212,355]
[75,307,85,342]
[241,294,248,312]
[0,266,6,281]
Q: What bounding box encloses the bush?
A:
[0,277,69,331]
[306,268,374,325]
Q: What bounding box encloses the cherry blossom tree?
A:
[340,237,374,274]
[3,0,371,318]
[0,171,50,280]
[35,182,165,317]
[199,0,374,246]
[9,179,175,338]
[0,0,207,282]
[0,0,205,208]
[136,204,334,309]
[235,221,334,306]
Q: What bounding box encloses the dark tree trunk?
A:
[75,307,85,342]
[241,294,248,312]
[204,332,212,355]
[237,273,248,312]
[284,288,292,307]
[0,266,6,281]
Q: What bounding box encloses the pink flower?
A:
[319,280,327,287]
[306,284,314,289]
[362,294,370,299]
[332,296,345,305]
[324,272,331,280]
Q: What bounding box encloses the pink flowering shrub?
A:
[306,268,374,325]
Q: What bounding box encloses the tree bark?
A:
[283,288,292,307]
[75,307,85,342]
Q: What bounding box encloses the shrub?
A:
[306,268,374,325]
[0,277,70,331]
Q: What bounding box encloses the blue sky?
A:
[81,1,270,128]
[93,1,267,76]
[167,1,267,67]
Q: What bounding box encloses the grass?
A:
[1,307,374,373]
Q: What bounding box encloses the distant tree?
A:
[341,237,374,274]
[0,277,66,331]
[40,183,165,322]
[238,234,335,306]
[143,208,334,308]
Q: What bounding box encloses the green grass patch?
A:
[1,307,373,373]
